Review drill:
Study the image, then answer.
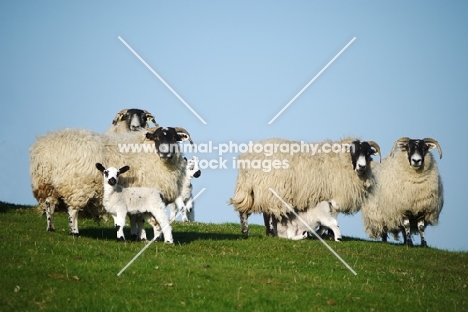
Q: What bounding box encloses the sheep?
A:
[95,163,173,243]
[271,201,342,241]
[229,137,381,236]
[29,126,193,237]
[105,108,158,134]
[361,137,443,247]
[169,156,201,222]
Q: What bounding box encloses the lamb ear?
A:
[96,163,106,172]
[119,165,130,175]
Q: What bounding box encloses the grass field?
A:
[0,201,467,311]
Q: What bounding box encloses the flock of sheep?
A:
[29,108,444,247]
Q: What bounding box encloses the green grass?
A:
[1,201,467,311]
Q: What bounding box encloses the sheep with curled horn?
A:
[30,126,193,237]
[105,108,159,134]
[229,137,381,237]
[361,137,443,247]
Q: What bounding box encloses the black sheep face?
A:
[350,141,376,175]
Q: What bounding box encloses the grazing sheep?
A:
[271,201,342,241]
[169,156,201,222]
[96,163,173,243]
[361,137,443,247]
[30,126,193,237]
[105,108,158,134]
[229,138,381,236]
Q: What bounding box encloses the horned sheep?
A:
[29,126,193,238]
[105,108,158,134]
[272,200,342,241]
[229,137,381,236]
[96,163,173,243]
[361,137,443,247]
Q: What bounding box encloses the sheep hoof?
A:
[130,234,138,241]
[117,237,125,242]
[47,228,55,232]
[406,240,413,247]
[70,233,80,237]
[421,240,428,247]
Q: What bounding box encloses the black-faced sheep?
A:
[229,138,381,236]
[105,108,158,134]
[361,137,443,247]
[29,126,192,237]
[96,163,173,243]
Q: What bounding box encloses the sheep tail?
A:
[229,181,254,213]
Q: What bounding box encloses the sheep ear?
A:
[119,165,130,175]
[145,130,157,141]
[96,163,106,172]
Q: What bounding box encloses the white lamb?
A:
[169,156,201,222]
[96,163,173,243]
[272,201,342,241]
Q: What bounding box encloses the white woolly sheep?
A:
[169,156,201,222]
[271,201,342,241]
[361,137,443,247]
[96,163,173,243]
[229,138,381,236]
[30,126,193,237]
[105,108,158,134]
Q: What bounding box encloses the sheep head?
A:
[95,163,130,186]
[145,127,193,160]
[350,140,381,175]
[391,137,442,170]
[111,108,159,130]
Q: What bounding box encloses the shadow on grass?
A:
[77,227,243,243]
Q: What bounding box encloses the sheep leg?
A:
[240,212,250,236]
[151,208,173,244]
[186,199,195,222]
[113,213,127,241]
[417,218,427,247]
[45,199,55,232]
[130,214,147,241]
[168,202,178,222]
[319,220,342,242]
[403,219,413,247]
[263,213,276,236]
[68,207,80,236]
[130,215,138,241]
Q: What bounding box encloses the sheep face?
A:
[393,137,443,170]
[95,163,130,186]
[350,141,380,175]
[145,127,193,160]
[112,108,156,131]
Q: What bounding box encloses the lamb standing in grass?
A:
[271,201,342,241]
[169,156,201,222]
[96,163,173,243]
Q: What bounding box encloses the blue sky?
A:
[1,1,467,251]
